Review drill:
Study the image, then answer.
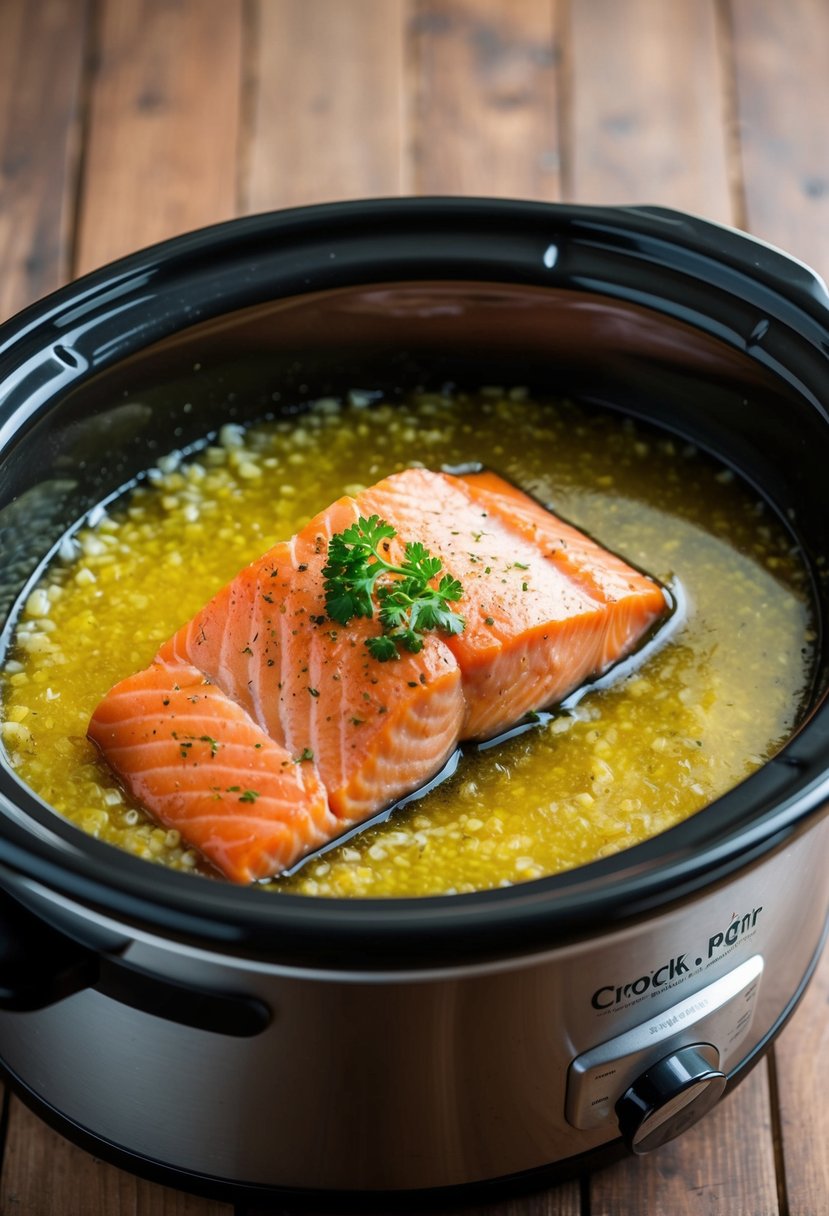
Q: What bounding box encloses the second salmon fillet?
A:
[358,469,670,738]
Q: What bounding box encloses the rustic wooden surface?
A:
[1,0,828,1213]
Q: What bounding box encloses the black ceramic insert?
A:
[0,200,828,968]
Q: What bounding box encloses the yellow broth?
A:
[0,390,815,895]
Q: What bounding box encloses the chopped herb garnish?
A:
[238,789,260,803]
[307,687,320,697]
[351,717,364,726]
[485,616,495,626]
[199,734,219,756]
[366,634,398,661]
[294,747,314,762]
[513,561,529,570]
[242,645,253,655]
[322,514,465,661]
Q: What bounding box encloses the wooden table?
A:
[1,1,828,1212]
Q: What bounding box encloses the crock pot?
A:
[0,199,828,1204]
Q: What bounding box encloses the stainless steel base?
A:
[0,820,827,1192]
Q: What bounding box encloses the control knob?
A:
[616,1043,727,1154]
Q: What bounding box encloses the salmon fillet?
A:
[158,495,465,824]
[357,469,669,738]
[89,465,668,882]
[87,661,334,883]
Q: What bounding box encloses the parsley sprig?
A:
[322,515,465,660]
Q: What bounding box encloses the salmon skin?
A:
[89,468,670,882]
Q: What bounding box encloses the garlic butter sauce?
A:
[0,390,814,896]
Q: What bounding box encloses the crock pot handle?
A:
[0,887,270,1035]
[0,887,99,1011]
[628,205,829,309]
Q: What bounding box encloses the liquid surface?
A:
[0,390,814,895]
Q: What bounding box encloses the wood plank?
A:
[565,0,733,223]
[0,1096,231,1215]
[729,0,829,276]
[589,1063,779,1215]
[0,0,90,321]
[771,945,829,1213]
[74,0,244,276]
[243,0,406,212]
[409,0,560,198]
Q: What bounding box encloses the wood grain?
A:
[589,1063,779,1216]
[729,0,829,276]
[409,0,561,198]
[0,0,90,321]
[565,0,733,223]
[771,946,829,1214]
[243,0,406,212]
[74,0,244,276]
[0,1096,231,1216]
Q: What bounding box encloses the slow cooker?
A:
[0,200,828,1204]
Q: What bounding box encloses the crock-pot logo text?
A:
[590,906,763,1011]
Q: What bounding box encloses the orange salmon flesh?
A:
[88,469,670,882]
